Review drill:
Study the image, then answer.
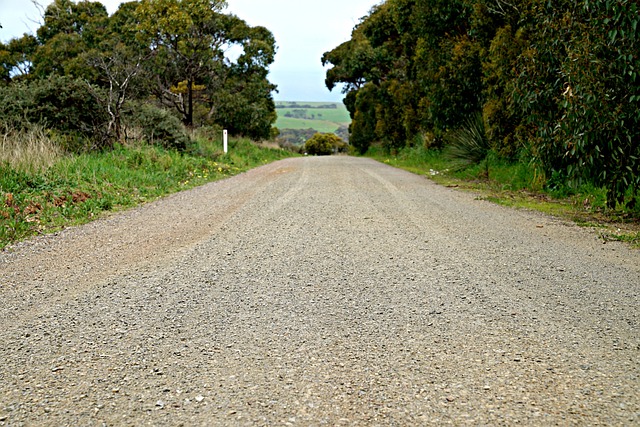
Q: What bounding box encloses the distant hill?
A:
[275,102,351,145]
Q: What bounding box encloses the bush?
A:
[304,133,348,156]
[443,112,489,170]
[0,76,109,151]
[132,104,191,150]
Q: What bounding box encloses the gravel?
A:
[1,156,638,426]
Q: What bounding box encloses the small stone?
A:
[195,395,204,403]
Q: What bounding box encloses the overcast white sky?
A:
[0,0,380,101]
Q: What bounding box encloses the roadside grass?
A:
[1,126,63,174]
[367,144,640,248]
[0,135,296,250]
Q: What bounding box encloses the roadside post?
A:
[223,129,228,154]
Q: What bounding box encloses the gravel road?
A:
[1,156,638,426]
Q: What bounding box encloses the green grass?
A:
[367,144,640,248]
[275,117,344,133]
[0,137,296,249]
[275,102,350,133]
[275,101,344,108]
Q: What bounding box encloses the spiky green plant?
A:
[444,112,490,176]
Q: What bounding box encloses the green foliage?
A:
[509,0,640,208]
[1,0,280,151]
[31,0,109,82]
[134,0,277,132]
[304,133,347,156]
[0,76,109,152]
[0,35,38,82]
[349,84,379,154]
[132,104,191,150]
[560,1,639,208]
[444,113,489,172]
[210,71,277,140]
[324,0,640,212]
[135,0,230,126]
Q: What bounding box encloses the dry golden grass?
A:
[1,126,63,173]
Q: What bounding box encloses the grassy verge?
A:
[1,136,296,250]
[367,145,640,248]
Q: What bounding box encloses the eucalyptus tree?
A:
[31,0,109,82]
[86,2,152,142]
[207,22,278,139]
[135,0,230,126]
[0,35,38,83]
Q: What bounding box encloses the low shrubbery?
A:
[132,103,191,151]
[304,133,348,156]
[0,76,110,152]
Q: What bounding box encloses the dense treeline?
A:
[0,0,277,150]
[323,0,639,207]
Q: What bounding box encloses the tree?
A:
[323,0,639,207]
[32,0,109,82]
[206,22,278,139]
[323,0,478,152]
[322,25,374,94]
[87,44,148,142]
[515,0,640,206]
[135,0,232,126]
[86,2,153,142]
[0,35,38,82]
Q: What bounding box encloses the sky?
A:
[0,0,381,101]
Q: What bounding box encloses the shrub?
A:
[0,76,109,152]
[132,104,191,150]
[444,112,489,167]
[304,133,347,156]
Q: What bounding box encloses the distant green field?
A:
[275,101,350,133]
[276,117,343,133]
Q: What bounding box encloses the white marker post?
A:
[223,129,228,154]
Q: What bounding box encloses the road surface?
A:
[1,156,638,425]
